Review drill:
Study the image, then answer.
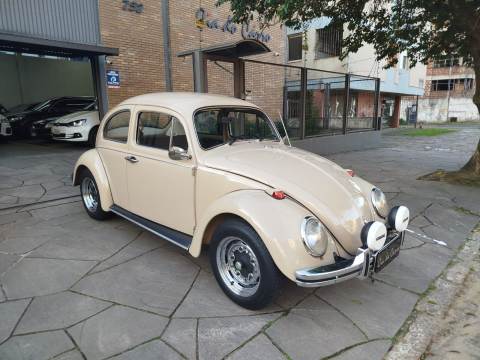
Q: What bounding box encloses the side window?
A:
[137,112,188,151]
[103,111,131,143]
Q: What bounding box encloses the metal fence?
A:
[243,59,381,140]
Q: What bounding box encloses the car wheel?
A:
[87,126,99,147]
[209,218,282,310]
[79,169,110,220]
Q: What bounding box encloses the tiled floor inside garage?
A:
[0,127,479,360]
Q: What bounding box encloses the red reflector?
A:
[346,169,355,177]
[271,191,286,200]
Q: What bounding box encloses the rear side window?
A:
[137,111,188,151]
[103,111,130,143]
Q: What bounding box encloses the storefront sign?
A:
[195,8,272,43]
[122,0,143,14]
[107,70,120,88]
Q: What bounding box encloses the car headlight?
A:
[8,116,23,123]
[371,188,389,218]
[68,119,87,127]
[301,216,328,257]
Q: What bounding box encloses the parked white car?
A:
[50,104,99,146]
[0,114,12,139]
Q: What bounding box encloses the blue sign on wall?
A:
[107,70,120,88]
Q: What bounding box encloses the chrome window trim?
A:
[102,109,131,144]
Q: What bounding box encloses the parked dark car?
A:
[6,102,39,116]
[8,97,96,138]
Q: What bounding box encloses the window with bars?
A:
[315,26,342,58]
[431,78,474,91]
[433,58,460,68]
[288,34,303,61]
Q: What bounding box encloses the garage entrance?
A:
[0,28,118,210]
[0,52,94,113]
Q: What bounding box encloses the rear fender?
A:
[190,190,337,281]
[73,149,113,212]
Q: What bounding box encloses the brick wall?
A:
[98,0,166,108]
[98,0,286,112]
[169,0,286,118]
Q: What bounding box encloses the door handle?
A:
[125,155,139,163]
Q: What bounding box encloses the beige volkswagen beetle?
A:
[73,92,410,309]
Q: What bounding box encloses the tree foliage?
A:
[218,0,479,67]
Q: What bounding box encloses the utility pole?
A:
[415,95,419,128]
[446,57,453,122]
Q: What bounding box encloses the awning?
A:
[177,39,270,59]
[0,32,119,57]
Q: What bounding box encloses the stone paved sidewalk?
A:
[424,253,480,360]
[0,140,86,209]
[0,126,479,360]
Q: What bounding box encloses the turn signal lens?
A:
[346,169,355,177]
[271,190,286,200]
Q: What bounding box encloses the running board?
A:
[110,205,192,250]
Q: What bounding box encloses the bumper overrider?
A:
[295,231,404,287]
[295,205,409,287]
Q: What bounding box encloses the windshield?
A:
[194,108,280,150]
[31,100,53,112]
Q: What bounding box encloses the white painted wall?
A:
[401,97,480,123]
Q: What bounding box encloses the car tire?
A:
[88,126,99,147]
[209,218,282,310]
[79,169,110,220]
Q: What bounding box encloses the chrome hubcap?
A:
[81,177,99,213]
[216,237,260,297]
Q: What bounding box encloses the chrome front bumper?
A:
[295,232,403,287]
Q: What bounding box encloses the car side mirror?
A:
[168,146,191,160]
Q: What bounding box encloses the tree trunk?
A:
[460,52,480,175]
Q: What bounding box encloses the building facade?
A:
[286,18,425,129]
[0,0,390,154]
[98,0,286,113]
[416,58,478,123]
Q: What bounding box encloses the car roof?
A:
[118,92,260,114]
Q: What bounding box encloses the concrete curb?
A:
[385,224,480,360]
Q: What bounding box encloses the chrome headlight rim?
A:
[301,216,328,257]
[371,187,389,218]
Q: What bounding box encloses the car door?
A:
[126,106,196,235]
[96,107,132,209]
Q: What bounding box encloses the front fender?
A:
[190,190,337,281]
[73,149,113,212]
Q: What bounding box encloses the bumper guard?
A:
[295,232,403,287]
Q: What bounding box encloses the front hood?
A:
[203,142,376,253]
[55,111,97,124]
[7,111,30,121]
[33,117,57,125]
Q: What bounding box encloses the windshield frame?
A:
[192,106,283,151]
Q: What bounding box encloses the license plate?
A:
[374,234,402,272]
[52,128,60,134]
